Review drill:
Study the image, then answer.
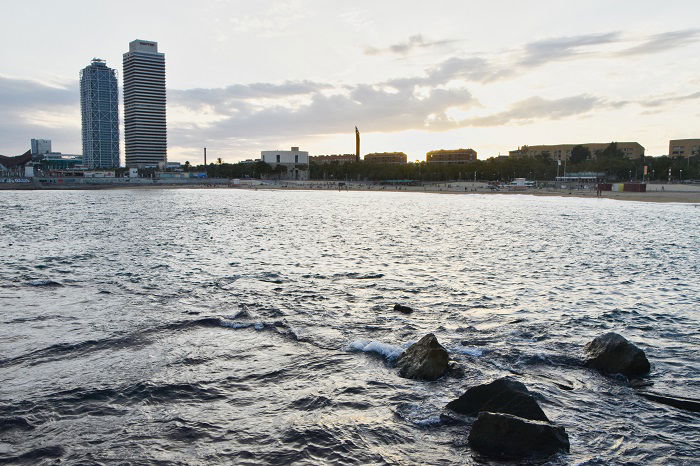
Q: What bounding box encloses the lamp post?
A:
[680,169,683,183]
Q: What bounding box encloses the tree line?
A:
[181,143,698,182]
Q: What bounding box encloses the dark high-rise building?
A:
[80,59,120,168]
[123,40,166,167]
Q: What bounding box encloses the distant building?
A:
[83,170,115,178]
[36,153,83,170]
[31,139,52,155]
[80,58,120,168]
[669,139,700,157]
[364,152,407,164]
[123,39,166,168]
[310,154,357,164]
[510,142,645,160]
[260,146,309,180]
[426,148,477,164]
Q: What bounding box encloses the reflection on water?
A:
[0,189,698,464]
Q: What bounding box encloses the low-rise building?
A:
[510,142,645,160]
[426,148,477,164]
[260,146,309,180]
[35,152,83,170]
[310,154,357,164]
[83,170,115,178]
[669,139,700,157]
[364,152,407,164]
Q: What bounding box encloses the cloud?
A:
[0,76,80,153]
[463,95,601,127]
[169,78,476,145]
[640,90,700,108]
[519,32,620,67]
[618,29,700,56]
[364,34,458,55]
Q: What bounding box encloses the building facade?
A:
[260,147,309,180]
[363,152,407,164]
[310,154,357,164]
[30,139,52,155]
[123,40,166,168]
[80,59,120,168]
[510,142,645,160]
[669,139,700,157]
[426,148,477,164]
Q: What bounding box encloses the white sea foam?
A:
[348,339,406,360]
[451,346,484,357]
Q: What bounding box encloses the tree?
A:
[535,151,552,162]
[184,160,190,171]
[570,145,591,164]
[217,157,223,165]
[600,142,624,159]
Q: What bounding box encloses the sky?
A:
[1,0,699,163]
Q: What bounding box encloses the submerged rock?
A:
[393,304,413,314]
[445,377,549,422]
[468,411,569,459]
[584,332,650,377]
[396,333,449,381]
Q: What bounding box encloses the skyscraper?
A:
[123,40,166,167]
[80,59,120,168]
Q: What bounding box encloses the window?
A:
[276,154,280,163]
[295,155,298,163]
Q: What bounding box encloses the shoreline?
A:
[2,182,699,204]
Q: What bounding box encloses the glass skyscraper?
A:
[123,40,166,168]
[80,59,120,168]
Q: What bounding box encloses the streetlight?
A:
[680,169,683,183]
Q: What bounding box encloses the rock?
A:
[446,377,549,422]
[446,360,465,378]
[584,332,650,377]
[468,411,569,459]
[396,333,449,381]
[393,304,413,314]
[636,391,700,413]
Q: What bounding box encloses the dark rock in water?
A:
[468,411,569,459]
[584,332,650,377]
[394,304,413,314]
[396,333,448,381]
[445,377,549,422]
[446,360,465,378]
[636,391,700,413]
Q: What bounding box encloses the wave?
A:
[0,317,225,369]
[26,279,63,287]
[348,339,408,361]
[0,445,64,464]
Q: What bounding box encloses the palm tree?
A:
[184,160,190,171]
[217,158,223,165]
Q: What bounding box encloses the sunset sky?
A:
[1,0,699,162]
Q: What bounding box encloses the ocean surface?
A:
[0,189,698,465]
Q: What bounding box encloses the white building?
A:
[31,139,52,155]
[260,146,309,180]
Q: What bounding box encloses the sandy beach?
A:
[3,180,700,203]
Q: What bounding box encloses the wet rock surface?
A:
[445,377,549,422]
[393,304,413,314]
[584,332,650,377]
[468,411,569,460]
[396,333,449,381]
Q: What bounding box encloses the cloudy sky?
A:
[1,0,699,162]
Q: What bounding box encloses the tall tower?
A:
[355,126,360,162]
[123,39,166,168]
[80,59,120,168]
